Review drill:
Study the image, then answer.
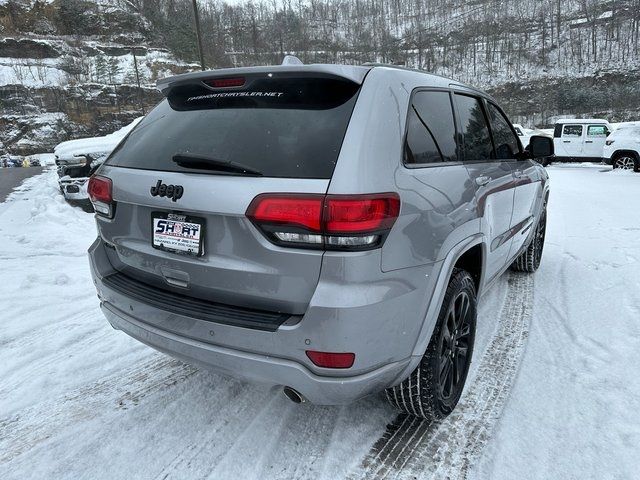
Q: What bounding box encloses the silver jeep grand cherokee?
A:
[88,63,552,420]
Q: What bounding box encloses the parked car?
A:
[513,123,542,149]
[603,124,640,171]
[54,119,142,204]
[54,118,142,167]
[552,118,611,162]
[88,63,552,420]
[58,155,103,209]
[29,158,41,167]
[2,155,23,167]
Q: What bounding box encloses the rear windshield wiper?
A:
[172,153,262,176]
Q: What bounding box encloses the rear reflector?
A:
[204,77,245,88]
[88,175,114,217]
[306,351,355,369]
[246,193,400,251]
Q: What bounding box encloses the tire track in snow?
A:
[154,391,335,480]
[152,383,280,480]
[0,325,111,402]
[0,354,197,464]
[353,271,534,480]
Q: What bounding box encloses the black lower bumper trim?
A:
[102,272,291,332]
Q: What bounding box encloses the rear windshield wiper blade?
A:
[172,154,263,176]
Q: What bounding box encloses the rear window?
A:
[106,76,360,179]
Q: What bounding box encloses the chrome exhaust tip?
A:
[283,386,306,404]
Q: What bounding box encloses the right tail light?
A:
[246,193,400,251]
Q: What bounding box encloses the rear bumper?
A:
[101,301,408,404]
[89,237,438,404]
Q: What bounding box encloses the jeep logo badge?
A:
[150,180,184,202]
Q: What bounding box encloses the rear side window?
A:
[587,125,608,137]
[454,94,494,161]
[562,125,583,137]
[404,107,442,164]
[487,103,520,159]
[405,91,457,164]
[106,77,360,179]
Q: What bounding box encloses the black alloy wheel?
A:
[438,290,473,405]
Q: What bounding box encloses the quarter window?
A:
[562,125,583,137]
[404,107,442,165]
[487,103,520,159]
[404,91,457,165]
[411,91,457,162]
[454,94,494,161]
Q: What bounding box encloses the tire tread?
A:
[385,268,476,420]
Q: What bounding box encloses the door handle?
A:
[475,175,490,186]
[563,140,571,143]
[585,140,593,143]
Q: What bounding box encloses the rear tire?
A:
[511,203,547,273]
[385,268,477,420]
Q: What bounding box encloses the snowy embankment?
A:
[0,165,639,479]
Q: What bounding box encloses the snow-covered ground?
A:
[0,165,639,479]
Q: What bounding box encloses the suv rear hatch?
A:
[94,67,367,320]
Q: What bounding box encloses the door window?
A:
[487,103,520,159]
[562,125,583,137]
[454,94,494,161]
[587,125,608,137]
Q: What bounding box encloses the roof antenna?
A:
[282,55,303,66]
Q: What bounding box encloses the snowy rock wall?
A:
[0,0,196,156]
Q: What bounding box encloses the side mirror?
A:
[529,135,554,158]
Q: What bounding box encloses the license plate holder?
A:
[151,212,205,257]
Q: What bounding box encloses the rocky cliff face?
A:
[0,83,162,155]
[0,0,196,156]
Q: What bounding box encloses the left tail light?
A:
[88,175,114,218]
[246,193,400,251]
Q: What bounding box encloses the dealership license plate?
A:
[152,212,205,256]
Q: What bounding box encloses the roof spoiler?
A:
[156,64,371,96]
